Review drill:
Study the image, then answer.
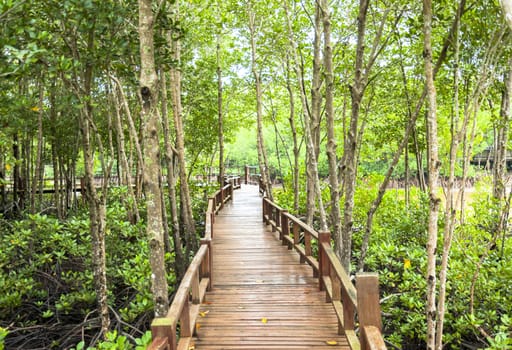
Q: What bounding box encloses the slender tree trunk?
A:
[248,7,273,200]
[13,133,21,213]
[217,33,225,187]
[79,110,110,338]
[436,8,463,346]
[283,0,326,226]
[493,65,512,202]
[341,0,370,272]
[161,69,185,278]
[110,75,140,223]
[495,63,512,256]
[284,58,301,213]
[49,85,63,219]
[110,75,144,196]
[169,0,197,256]
[31,78,44,214]
[138,0,169,318]
[321,0,341,248]
[500,0,512,29]
[304,1,323,225]
[69,25,112,338]
[423,0,441,348]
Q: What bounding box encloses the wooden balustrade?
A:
[223,175,241,190]
[148,183,236,350]
[262,197,387,350]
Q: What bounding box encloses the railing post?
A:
[318,231,331,291]
[151,318,176,350]
[220,186,225,209]
[180,298,192,337]
[280,210,289,246]
[357,273,384,350]
[262,198,267,223]
[293,223,304,263]
[245,165,249,184]
[200,238,213,290]
[192,270,200,304]
[272,207,279,233]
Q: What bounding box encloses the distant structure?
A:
[470,147,512,170]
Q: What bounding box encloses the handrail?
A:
[224,175,241,189]
[262,196,387,350]
[148,183,236,350]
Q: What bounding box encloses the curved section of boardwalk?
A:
[193,185,349,349]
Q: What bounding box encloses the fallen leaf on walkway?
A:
[261,317,268,324]
[326,340,338,345]
[196,323,201,330]
[199,310,210,317]
[188,344,195,350]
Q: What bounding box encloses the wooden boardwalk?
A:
[192,185,349,349]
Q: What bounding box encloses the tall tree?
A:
[304,1,324,226]
[341,0,370,271]
[283,0,327,229]
[138,0,169,317]
[423,0,441,348]
[321,0,342,248]
[248,1,273,200]
[169,0,198,255]
[161,68,186,278]
[217,14,225,187]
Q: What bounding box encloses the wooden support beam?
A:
[318,231,331,291]
[357,273,385,350]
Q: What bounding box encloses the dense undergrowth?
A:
[274,174,512,350]
[0,184,213,350]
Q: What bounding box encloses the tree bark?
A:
[169,0,197,256]
[217,32,225,187]
[284,57,301,214]
[248,6,273,200]
[31,78,44,214]
[493,65,512,202]
[138,0,169,318]
[500,0,512,29]
[321,0,342,250]
[283,0,327,229]
[110,74,140,223]
[423,0,441,348]
[436,8,463,347]
[64,23,112,338]
[341,0,370,272]
[161,68,185,278]
[305,1,323,225]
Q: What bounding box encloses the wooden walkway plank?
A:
[192,185,349,349]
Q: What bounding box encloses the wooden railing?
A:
[148,183,235,350]
[223,175,241,190]
[262,197,387,350]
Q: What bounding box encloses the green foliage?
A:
[272,172,512,349]
[72,330,152,350]
[0,327,8,350]
[0,193,167,347]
